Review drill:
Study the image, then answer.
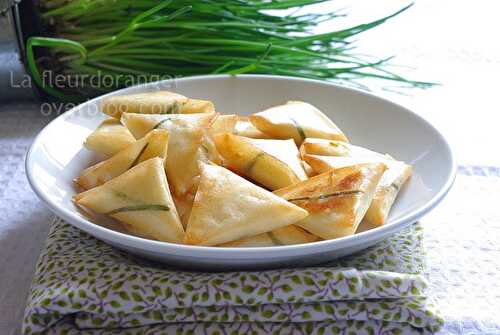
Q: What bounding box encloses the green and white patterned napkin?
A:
[22,218,443,334]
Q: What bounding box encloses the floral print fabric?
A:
[22,218,442,334]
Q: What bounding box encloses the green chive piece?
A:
[245,152,266,173]
[289,117,306,142]
[106,204,170,215]
[390,182,400,192]
[129,143,149,169]
[161,101,180,114]
[152,118,172,130]
[113,190,130,201]
[26,2,433,102]
[288,190,363,202]
[267,231,283,246]
[200,143,210,155]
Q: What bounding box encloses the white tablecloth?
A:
[2,1,500,334]
[1,108,500,335]
[0,107,53,334]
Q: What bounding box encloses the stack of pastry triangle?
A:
[74,92,415,247]
[274,163,386,240]
[185,162,309,246]
[76,129,169,190]
[74,157,184,244]
[121,112,216,197]
[214,133,307,190]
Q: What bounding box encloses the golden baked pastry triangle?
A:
[303,154,412,228]
[101,91,214,119]
[84,118,136,157]
[359,159,412,230]
[249,101,348,145]
[76,129,169,190]
[74,157,184,244]
[214,133,307,190]
[185,162,309,246]
[122,112,216,196]
[274,163,386,240]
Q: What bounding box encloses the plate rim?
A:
[25,74,457,259]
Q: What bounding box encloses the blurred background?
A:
[2,0,499,167]
[325,0,500,168]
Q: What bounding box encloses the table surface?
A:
[1,1,500,334]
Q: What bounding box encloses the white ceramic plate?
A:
[26,75,456,270]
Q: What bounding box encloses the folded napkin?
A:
[22,218,442,334]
